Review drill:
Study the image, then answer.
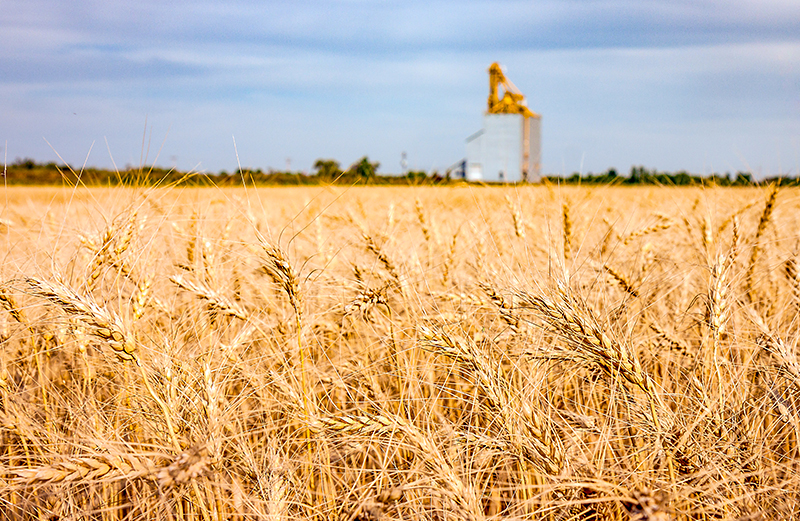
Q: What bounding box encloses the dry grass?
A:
[0,183,799,520]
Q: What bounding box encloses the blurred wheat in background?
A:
[1,183,799,520]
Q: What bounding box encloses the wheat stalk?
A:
[363,234,401,284]
[505,195,526,240]
[315,410,483,520]
[478,281,519,331]
[0,284,26,324]
[113,209,139,258]
[13,446,210,488]
[344,284,389,318]
[83,211,139,288]
[260,244,303,317]
[750,310,800,391]
[731,214,741,252]
[26,277,136,361]
[562,201,572,260]
[622,218,672,246]
[264,441,289,521]
[603,263,639,298]
[515,283,667,431]
[14,453,156,484]
[700,214,713,255]
[418,325,564,474]
[442,231,458,286]
[745,183,779,298]
[155,445,212,487]
[132,275,152,320]
[707,254,731,339]
[259,242,312,435]
[784,254,800,306]
[170,273,247,320]
[25,275,190,452]
[649,323,687,354]
[414,198,432,243]
[200,238,217,286]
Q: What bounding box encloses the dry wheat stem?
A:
[785,254,800,306]
[260,242,312,441]
[12,445,210,489]
[344,284,389,317]
[415,198,433,244]
[707,254,731,407]
[13,453,155,484]
[562,201,572,261]
[750,310,800,391]
[701,214,713,255]
[0,284,26,323]
[442,231,458,286]
[170,273,247,320]
[315,411,483,520]
[418,325,564,474]
[260,244,303,318]
[478,281,520,331]
[24,277,186,451]
[649,323,687,354]
[4,186,800,520]
[745,183,778,298]
[603,264,639,298]
[25,276,136,361]
[363,233,401,284]
[515,284,666,431]
[132,276,152,320]
[506,196,526,240]
[622,219,672,246]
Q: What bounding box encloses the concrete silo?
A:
[466,63,541,182]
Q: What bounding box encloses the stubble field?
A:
[0,183,799,520]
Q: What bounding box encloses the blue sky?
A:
[2,0,799,177]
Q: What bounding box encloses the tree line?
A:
[2,157,794,187]
[544,166,768,186]
[0,157,453,186]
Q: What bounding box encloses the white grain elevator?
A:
[466,63,541,182]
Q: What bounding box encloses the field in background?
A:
[1,184,799,520]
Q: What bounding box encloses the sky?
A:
[2,0,799,177]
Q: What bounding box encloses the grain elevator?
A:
[466,63,541,182]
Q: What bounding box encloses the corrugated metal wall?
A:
[466,114,541,182]
[466,129,484,181]
[528,117,541,181]
[466,114,523,182]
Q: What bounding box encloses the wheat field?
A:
[0,183,798,520]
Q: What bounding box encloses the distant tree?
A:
[734,172,754,186]
[348,157,379,180]
[628,166,641,184]
[313,159,342,179]
[14,157,36,169]
[673,171,693,185]
[406,170,427,182]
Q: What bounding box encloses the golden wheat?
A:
[1,184,798,520]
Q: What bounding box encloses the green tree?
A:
[406,170,427,182]
[313,159,342,179]
[348,156,379,180]
[734,172,754,186]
